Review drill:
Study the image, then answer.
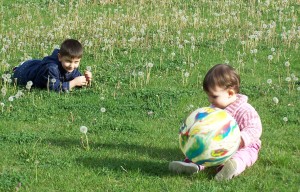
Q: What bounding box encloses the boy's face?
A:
[206,86,237,109]
[58,54,81,73]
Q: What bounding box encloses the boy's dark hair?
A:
[203,64,240,93]
[59,39,83,58]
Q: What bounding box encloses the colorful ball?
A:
[179,107,241,167]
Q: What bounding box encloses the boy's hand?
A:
[84,71,92,85]
[70,76,88,88]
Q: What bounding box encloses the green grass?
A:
[1,0,300,191]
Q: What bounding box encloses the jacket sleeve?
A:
[35,64,69,92]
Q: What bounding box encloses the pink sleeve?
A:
[237,106,262,147]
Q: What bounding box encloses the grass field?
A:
[0,0,299,191]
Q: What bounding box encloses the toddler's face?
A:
[206,86,236,109]
[59,55,81,73]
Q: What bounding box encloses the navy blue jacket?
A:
[13,49,82,92]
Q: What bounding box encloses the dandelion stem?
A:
[85,133,90,150]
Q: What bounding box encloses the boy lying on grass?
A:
[13,39,92,92]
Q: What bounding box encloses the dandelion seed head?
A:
[8,96,14,102]
[138,71,144,77]
[284,61,290,67]
[184,72,190,78]
[272,97,279,104]
[80,126,88,134]
[147,110,154,116]
[26,81,33,86]
[51,78,56,83]
[100,107,106,113]
[267,79,272,84]
[147,62,154,68]
[268,55,273,60]
[285,77,291,82]
[1,87,7,93]
[283,117,288,122]
[86,66,92,71]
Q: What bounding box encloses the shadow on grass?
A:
[76,156,172,176]
[76,156,216,178]
[45,137,183,161]
[45,137,216,178]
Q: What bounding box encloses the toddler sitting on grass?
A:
[169,64,262,181]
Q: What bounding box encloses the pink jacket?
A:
[225,94,262,149]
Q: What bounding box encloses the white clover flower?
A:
[0,102,4,107]
[100,107,106,113]
[267,79,272,84]
[297,87,300,91]
[272,97,279,104]
[80,126,88,134]
[271,47,275,52]
[171,52,176,57]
